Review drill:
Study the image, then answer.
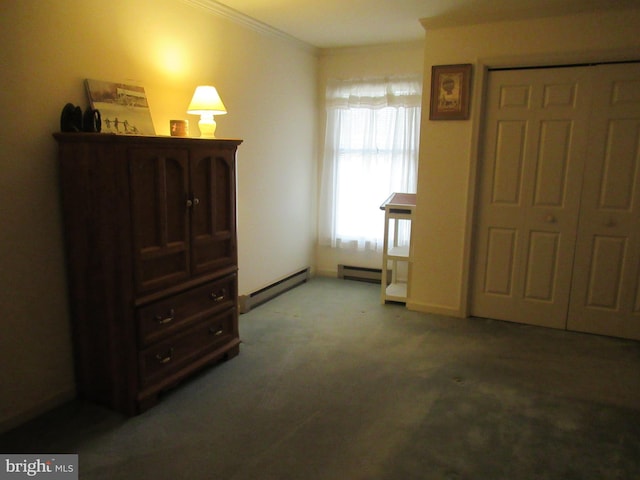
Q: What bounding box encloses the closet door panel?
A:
[524,231,560,301]
[471,67,591,328]
[568,63,640,340]
[484,228,518,296]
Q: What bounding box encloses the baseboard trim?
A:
[406,301,466,318]
[239,267,310,313]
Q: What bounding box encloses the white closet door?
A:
[567,63,640,340]
[471,67,592,328]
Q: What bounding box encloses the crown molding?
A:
[179,0,318,54]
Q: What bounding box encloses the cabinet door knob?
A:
[154,309,175,325]
[186,199,193,208]
[193,197,200,206]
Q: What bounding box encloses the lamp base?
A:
[198,115,217,138]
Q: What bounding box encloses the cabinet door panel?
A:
[190,148,237,275]
[130,148,190,292]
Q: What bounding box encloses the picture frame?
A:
[429,64,472,120]
[85,79,156,135]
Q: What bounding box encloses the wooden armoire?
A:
[55,133,242,414]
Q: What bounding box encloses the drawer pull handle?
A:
[210,289,226,303]
[209,326,224,336]
[154,309,175,325]
[155,348,174,364]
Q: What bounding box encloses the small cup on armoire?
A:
[170,119,189,137]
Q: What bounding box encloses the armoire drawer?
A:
[137,274,236,347]
[139,308,236,387]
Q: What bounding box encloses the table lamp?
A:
[187,86,227,138]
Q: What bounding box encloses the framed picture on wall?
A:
[429,64,472,120]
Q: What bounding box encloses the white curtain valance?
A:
[326,75,422,109]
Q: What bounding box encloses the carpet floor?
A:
[1,277,640,479]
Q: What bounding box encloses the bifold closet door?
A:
[567,63,640,341]
[471,67,592,329]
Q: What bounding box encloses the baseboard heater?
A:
[239,267,310,314]
[337,264,390,284]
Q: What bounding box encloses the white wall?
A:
[409,8,640,316]
[316,42,424,276]
[0,0,316,432]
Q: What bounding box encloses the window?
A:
[318,75,422,251]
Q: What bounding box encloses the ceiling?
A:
[203,0,640,48]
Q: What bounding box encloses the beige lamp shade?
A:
[187,86,227,115]
[187,86,227,138]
